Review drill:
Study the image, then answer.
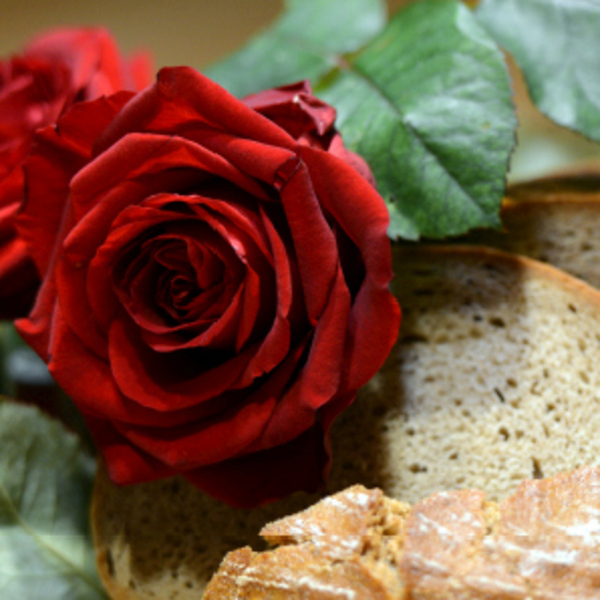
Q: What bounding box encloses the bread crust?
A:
[204,467,600,599]
[459,174,600,288]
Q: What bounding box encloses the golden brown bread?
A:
[203,485,409,599]
[204,467,600,599]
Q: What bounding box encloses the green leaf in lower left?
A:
[0,401,106,599]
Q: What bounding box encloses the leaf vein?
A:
[0,483,104,595]
[343,60,488,216]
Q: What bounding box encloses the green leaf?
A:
[477,0,600,143]
[0,401,106,599]
[317,0,517,240]
[204,0,386,97]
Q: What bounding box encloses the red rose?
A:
[17,68,400,507]
[0,27,152,318]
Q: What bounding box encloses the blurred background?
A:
[1,0,600,180]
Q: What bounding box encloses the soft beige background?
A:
[0,0,409,66]
[0,0,284,68]
[1,0,599,179]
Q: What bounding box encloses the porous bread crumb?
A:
[327,246,600,504]
[92,465,323,599]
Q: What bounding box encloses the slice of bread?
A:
[326,246,600,503]
[93,246,600,598]
[92,462,323,600]
[203,467,600,599]
[462,173,600,287]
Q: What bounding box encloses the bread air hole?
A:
[402,334,428,344]
[489,316,506,328]
[408,463,428,474]
[532,457,544,479]
[482,262,502,274]
[413,288,435,296]
[412,269,435,277]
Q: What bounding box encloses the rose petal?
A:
[86,417,176,485]
[86,200,207,334]
[96,67,298,155]
[126,219,269,353]
[276,159,338,325]
[258,267,351,449]
[86,194,273,353]
[117,226,243,343]
[127,51,154,93]
[26,28,116,96]
[187,129,297,185]
[300,147,393,295]
[244,81,337,142]
[16,92,133,276]
[327,134,376,185]
[234,205,299,387]
[44,314,244,427]
[300,146,401,390]
[184,423,328,508]
[56,253,109,360]
[14,270,59,361]
[15,195,81,360]
[108,315,260,411]
[66,134,271,255]
[113,338,308,470]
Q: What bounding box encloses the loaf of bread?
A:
[93,246,600,598]
[203,466,600,599]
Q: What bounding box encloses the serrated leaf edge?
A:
[331,59,500,227]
